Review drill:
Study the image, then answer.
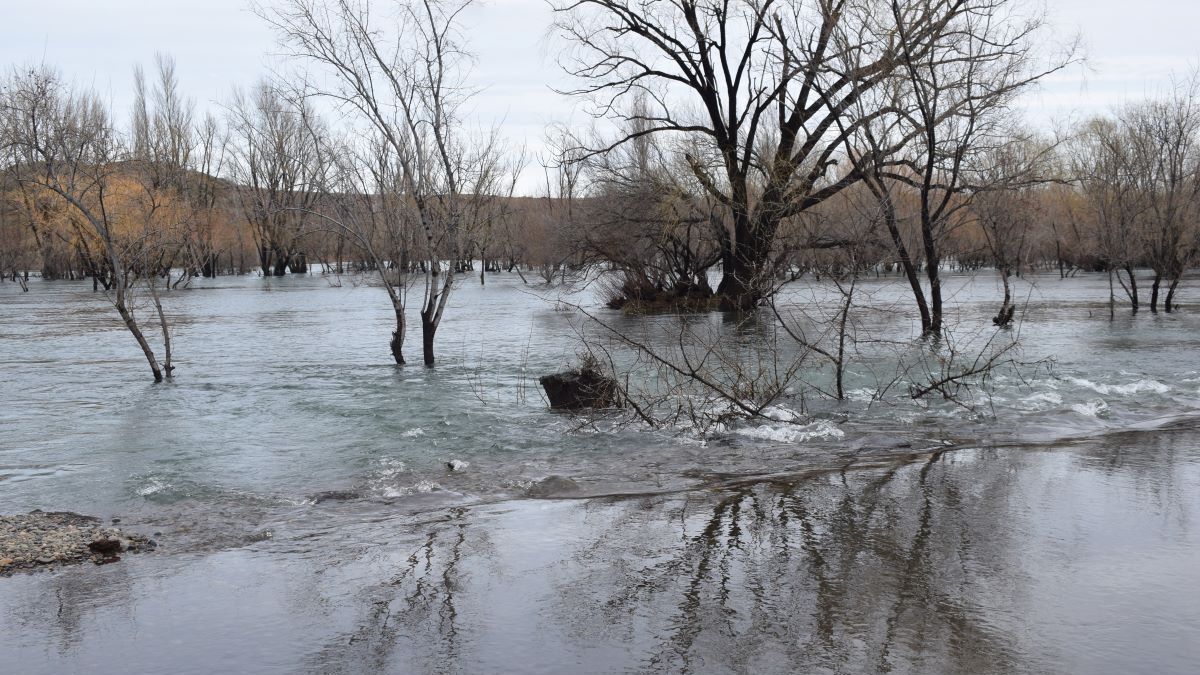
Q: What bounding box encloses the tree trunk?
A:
[272,253,289,277]
[879,189,932,333]
[715,211,763,311]
[390,306,406,365]
[421,310,436,366]
[1150,272,1162,313]
[201,252,217,278]
[1125,265,1140,311]
[1163,275,1180,312]
[259,244,272,276]
[115,299,164,383]
[1108,269,1116,320]
[149,278,174,379]
[922,247,943,335]
[993,268,1015,327]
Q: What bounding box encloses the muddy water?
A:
[1,270,1199,672]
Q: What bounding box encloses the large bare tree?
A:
[553,0,1060,310]
[841,0,1070,334]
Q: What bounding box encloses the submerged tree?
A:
[1070,117,1149,311]
[323,131,421,364]
[573,111,725,310]
[972,133,1058,327]
[0,67,174,381]
[226,80,326,277]
[1071,77,1200,314]
[259,0,510,365]
[1123,79,1200,312]
[843,0,1070,334]
[553,0,1065,312]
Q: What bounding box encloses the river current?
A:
[1,270,1198,673]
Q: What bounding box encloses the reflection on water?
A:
[3,429,1197,674]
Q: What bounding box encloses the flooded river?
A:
[1,271,1198,673]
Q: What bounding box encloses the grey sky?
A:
[3,0,1198,188]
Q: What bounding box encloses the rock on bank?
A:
[0,510,155,575]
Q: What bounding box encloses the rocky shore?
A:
[0,510,155,576]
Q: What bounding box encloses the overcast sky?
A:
[4,0,1198,186]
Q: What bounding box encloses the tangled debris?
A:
[0,510,156,576]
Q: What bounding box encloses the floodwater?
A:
[1,270,1199,673]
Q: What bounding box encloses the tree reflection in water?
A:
[2,434,1195,674]
[311,507,478,674]
[238,439,1200,672]
[559,452,1030,674]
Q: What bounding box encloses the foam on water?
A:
[734,418,845,444]
[1071,399,1110,418]
[1021,391,1065,410]
[380,479,443,498]
[135,476,172,497]
[1066,376,1170,396]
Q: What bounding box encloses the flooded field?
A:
[2,271,1199,673]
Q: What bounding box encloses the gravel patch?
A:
[0,510,155,576]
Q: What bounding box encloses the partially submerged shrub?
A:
[540,353,623,410]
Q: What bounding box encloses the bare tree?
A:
[1,66,173,381]
[1070,117,1150,311]
[843,0,1070,334]
[572,111,725,310]
[260,0,507,365]
[553,0,1062,310]
[227,80,326,277]
[1123,78,1200,312]
[320,129,420,363]
[1070,80,1200,314]
[971,132,1058,326]
[188,111,231,278]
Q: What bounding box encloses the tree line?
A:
[2,0,1198,384]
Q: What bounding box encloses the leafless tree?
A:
[971,132,1058,326]
[189,111,231,277]
[320,129,420,363]
[464,144,527,284]
[553,0,1066,311]
[1070,79,1200,314]
[0,66,173,381]
[1070,117,1150,311]
[1123,78,1200,312]
[226,80,326,277]
[129,54,198,290]
[842,0,1071,334]
[259,0,509,365]
[572,110,725,309]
